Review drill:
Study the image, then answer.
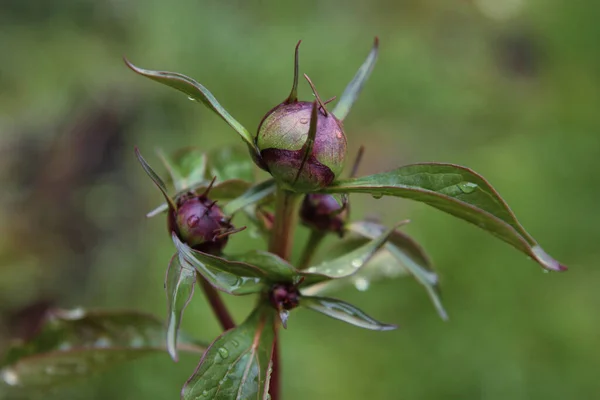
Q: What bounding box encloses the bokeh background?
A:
[1,0,599,399]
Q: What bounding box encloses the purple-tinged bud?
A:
[257,101,346,192]
[169,193,234,255]
[269,283,300,311]
[300,194,348,236]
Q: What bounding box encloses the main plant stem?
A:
[268,187,300,400]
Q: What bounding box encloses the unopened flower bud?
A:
[299,194,348,236]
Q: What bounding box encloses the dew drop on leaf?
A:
[354,277,370,291]
[218,347,229,359]
[457,182,478,194]
[188,96,197,102]
[351,259,362,268]
[231,340,239,347]
[371,193,383,200]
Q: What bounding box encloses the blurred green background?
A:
[1,0,599,399]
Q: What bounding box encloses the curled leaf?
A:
[301,296,396,331]
[165,254,197,362]
[322,163,567,272]
[135,147,177,211]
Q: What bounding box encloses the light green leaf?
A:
[157,147,208,192]
[208,146,255,183]
[181,306,276,400]
[0,309,205,393]
[173,234,266,295]
[321,163,567,272]
[165,254,197,362]
[350,221,448,320]
[300,223,402,286]
[125,60,259,155]
[301,296,396,331]
[228,250,297,282]
[223,179,276,215]
[332,37,379,121]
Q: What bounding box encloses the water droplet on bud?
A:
[299,118,309,124]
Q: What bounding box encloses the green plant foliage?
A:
[181,306,275,400]
[0,309,206,395]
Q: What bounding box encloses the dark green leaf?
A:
[301,296,396,331]
[322,163,567,271]
[223,179,276,215]
[332,37,379,121]
[0,309,205,392]
[300,223,402,286]
[181,306,276,400]
[157,147,208,192]
[135,147,178,211]
[173,234,267,295]
[165,254,197,362]
[350,221,448,320]
[125,60,259,156]
[208,146,255,183]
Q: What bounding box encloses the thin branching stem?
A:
[197,272,235,331]
[298,230,326,270]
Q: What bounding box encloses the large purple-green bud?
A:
[300,193,348,236]
[169,194,233,255]
[257,101,347,192]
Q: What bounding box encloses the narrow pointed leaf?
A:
[181,306,276,400]
[285,40,301,103]
[223,179,276,215]
[165,254,197,362]
[301,296,396,331]
[147,179,251,218]
[208,146,255,183]
[125,60,258,155]
[135,147,178,211]
[321,163,567,271]
[0,309,206,392]
[350,221,448,320]
[157,147,208,192]
[173,234,266,295]
[300,222,404,286]
[332,37,379,121]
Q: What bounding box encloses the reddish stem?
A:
[198,273,235,331]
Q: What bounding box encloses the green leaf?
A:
[301,296,396,331]
[208,146,255,183]
[322,163,567,272]
[300,223,403,286]
[173,234,267,295]
[349,221,448,321]
[157,147,208,192]
[147,179,252,218]
[228,250,297,282]
[165,254,197,362]
[181,306,276,400]
[0,309,205,392]
[135,147,178,212]
[125,60,259,156]
[223,179,277,215]
[332,37,379,121]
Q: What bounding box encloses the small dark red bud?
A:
[169,193,235,254]
[300,194,348,236]
[269,283,300,311]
